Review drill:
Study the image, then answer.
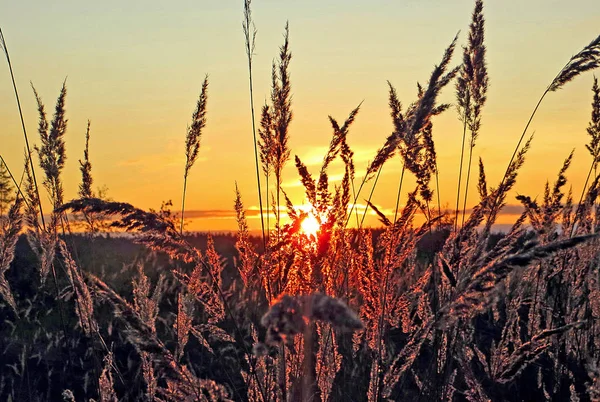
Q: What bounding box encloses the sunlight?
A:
[300,213,320,237]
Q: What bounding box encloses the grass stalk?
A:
[454,111,468,231]
[461,141,474,226]
[0,28,45,229]
[243,0,266,248]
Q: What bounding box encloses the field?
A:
[1,0,600,401]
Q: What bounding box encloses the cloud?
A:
[183,209,257,219]
[179,204,526,221]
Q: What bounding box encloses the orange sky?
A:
[1,1,599,231]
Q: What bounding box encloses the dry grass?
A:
[1,1,600,401]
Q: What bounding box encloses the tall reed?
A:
[181,76,209,234]
[455,0,488,228]
[243,0,267,246]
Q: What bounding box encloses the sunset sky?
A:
[1,0,599,231]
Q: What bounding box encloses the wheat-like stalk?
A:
[455,0,489,228]
[243,0,267,247]
[0,195,22,313]
[181,76,209,234]
[494,34,600,219]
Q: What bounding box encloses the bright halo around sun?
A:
[300,213,321,237]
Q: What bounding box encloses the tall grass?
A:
[1,1,600,401]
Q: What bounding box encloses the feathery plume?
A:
[548,35,600,92]
[271,23,293,185]
[586,76,600,164]
[32,81,68,210]
[0,159,14,216]
[0,196,22,313]
[181,76,209,234]
[79,120,93,199]
[439,234,597,327]
[367,35,458,181]
[58,240,97,336]
[456,0,488,139]
[455,0,489,228]
[295,155,317,207]
[98,352,118,402]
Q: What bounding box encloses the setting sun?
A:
[300,213,321,237]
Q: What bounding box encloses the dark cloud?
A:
[55,204,526,224]
[182,204,526,220]
[182,209,262,219]
[463,204,525,215]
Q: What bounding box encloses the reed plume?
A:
[586,76,600,165]
[181,76,209,234]
[33,81,68,211]
[455,0,488,229]
[98,352,118,402]
[0,195,22,313]
[573,77,600,235]
[439,234,597,327]
[0,160,15,217]
[79,121,93,199]
[259,103,275,233]
[495,33,600,217]
[549,35,600,92]
[366,36,458,181]
[267,22,293,233]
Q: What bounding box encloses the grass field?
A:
[1,0,600,400]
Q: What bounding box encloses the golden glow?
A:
[300,213,320,237]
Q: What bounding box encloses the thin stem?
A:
[503,90,547,190]
[372,163,407,398]
[461,141,474,226]
[344,173,368,230]
[244,24,266,250]
[393,164,406,224]
[490,65,570,217]
[571,157,596,237]
[180,174,188,235]
[276,177,281,241]
[351,179,361,228]
[0,28,45,229]
[454,113,468,232]
[266,171,270,240]
[435,166,442,223]
[358,166,381,229]
[0,154,31,211]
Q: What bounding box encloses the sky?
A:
[1,0,599,232]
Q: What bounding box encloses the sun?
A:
[300,213,321,237]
